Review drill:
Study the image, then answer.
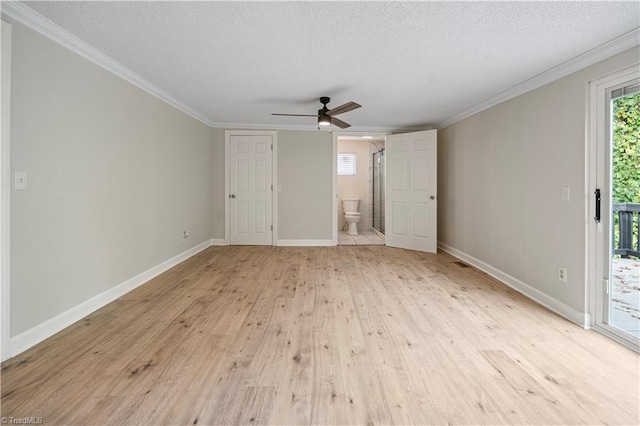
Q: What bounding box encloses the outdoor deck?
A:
[611,257,640,338]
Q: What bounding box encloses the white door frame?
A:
[224,130,278,245]
[1,20,12,361]
[332,131,389,245]
[587,62,640,350]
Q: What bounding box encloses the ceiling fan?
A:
[272,97,361,129]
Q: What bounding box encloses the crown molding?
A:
[5,1,636,133]
[213,121,399,133]
[437,27,640,129]
[1,1,399,133]
[1,1,217,127]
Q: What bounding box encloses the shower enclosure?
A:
[372,148,385,234]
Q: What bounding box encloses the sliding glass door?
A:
[591,66,640,350]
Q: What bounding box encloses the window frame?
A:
[337,152,357,177]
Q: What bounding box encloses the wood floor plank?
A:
[2,246,638,425]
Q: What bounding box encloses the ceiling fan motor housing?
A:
[319,97,330,115]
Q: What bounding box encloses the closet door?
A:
[228,134,273,245]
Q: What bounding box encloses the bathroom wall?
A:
[337,138,370,232]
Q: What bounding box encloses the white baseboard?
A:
[9,240,212,358]
[437,242,590,328]
[276,239,334,247]
[210,238,227,246]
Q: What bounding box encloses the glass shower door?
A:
[372,149,385,234]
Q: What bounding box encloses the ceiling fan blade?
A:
[331,117,351,129]
[327,101,361,116]
[272,113,319,117]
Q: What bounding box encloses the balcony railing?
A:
[613,203,640,259]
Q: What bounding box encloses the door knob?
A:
[229,194,236,199]
[430,195,436,200]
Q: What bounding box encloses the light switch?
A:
[15,171,28,190]
[561,186,570,202]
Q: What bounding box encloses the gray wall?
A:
[10,21,215,336]
[211,128,225,239]
[438,47,640,314]
[208,129,333,242]
[277,130,333,240]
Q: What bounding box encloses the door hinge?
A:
[271,225,273,231]
[271,144,273,151]
[603,278,609,295]
[271,184,273,191]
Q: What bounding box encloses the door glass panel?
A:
[608,90,640,340]
[372,149,385,234]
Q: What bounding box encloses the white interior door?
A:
[229,134,273,245]
[385,130,437,253]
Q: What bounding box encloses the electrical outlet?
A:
[182,230,190,241]
[558,266,567,283]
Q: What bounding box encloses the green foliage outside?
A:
[612,93,640,257]
[613,93,640,204]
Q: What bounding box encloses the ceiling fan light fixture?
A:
[318,115,331,126]
[273,97,360,129]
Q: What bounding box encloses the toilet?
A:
[342,198,361,236]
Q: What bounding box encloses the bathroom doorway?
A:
[333,133,387,246]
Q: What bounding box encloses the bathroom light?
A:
[362,136,373,139]
[318,115,331,126]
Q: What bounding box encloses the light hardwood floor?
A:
[1,246,638,425]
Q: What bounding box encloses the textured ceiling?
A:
[21,1,640,131]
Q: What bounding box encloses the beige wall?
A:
[10,20,215,335]
[337,139,371,232]
[438,47,640,315]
